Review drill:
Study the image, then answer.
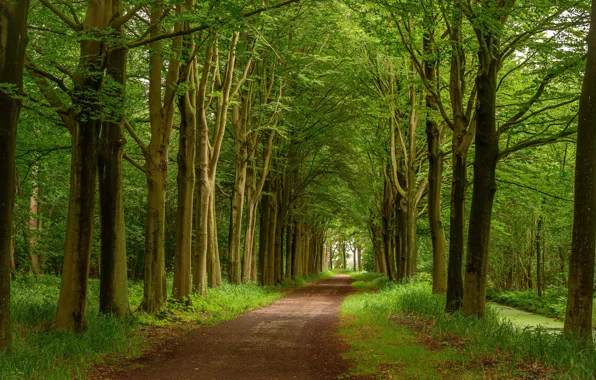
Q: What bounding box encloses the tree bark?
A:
[564,0,596,340]
[228,95,250,284]
[173,44,197,301]
[0,0,30,350]
[536,215,543,298]
[55,1,109,331]
[462,42,499,318]
[98,3,130,316]
[424,29,447,293]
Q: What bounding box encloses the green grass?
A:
[349,271,390,291]
[0,270,335,379]
[340,274,596,379]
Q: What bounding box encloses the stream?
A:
[488,302,564,331]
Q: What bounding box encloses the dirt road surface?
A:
[104,274,356,380]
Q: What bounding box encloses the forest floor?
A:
[92,275,357,380]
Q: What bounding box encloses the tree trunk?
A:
[242,171,258,283]
[536,215,543,298]
[424,31,447,292]
[191,45,213,295]
[0,0,30,350]
[228,102,248,284]
[141,3,182,311]
[259,179,271,284]
[98,17,130,316]
[564,0,596,340]
[286,219,294,278]
[462,46,499,318]
[172,54,196,301]
[55,1,109,330]
[208,191,222,287]
[446,150,466,311]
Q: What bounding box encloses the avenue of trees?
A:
[1,0,595,352]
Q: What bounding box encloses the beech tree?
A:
[0,0,30,351]
[564,0,596,341]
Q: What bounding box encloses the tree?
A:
[0,0,31,351]
[564,0,596,341]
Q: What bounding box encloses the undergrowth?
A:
[0,270,335,379]
[341,274,596,379]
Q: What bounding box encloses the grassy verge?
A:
[340,273,596,379]
[0,270,335,379]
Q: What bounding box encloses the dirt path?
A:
[104,274,355,380]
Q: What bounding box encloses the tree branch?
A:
[39,0,82,31]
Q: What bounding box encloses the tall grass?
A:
[347,278,596,379]
[0,271,334,379]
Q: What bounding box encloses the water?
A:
[488,302,564,331]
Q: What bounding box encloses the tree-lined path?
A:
[107,275,355,380]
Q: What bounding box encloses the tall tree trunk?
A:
[228,101,249,285]
[286,217,294,278]
[259,179,271,284]
[274,184,285,283]
[292,223,300,277]
[536,215,543,298]
[462,43,499,318]
[193,46,214,295]
[265,180,278,285]
[242,169,258,283]
[55,1,109,331]
[208,191,222,287]
[173,51,197,301]
[424,29,447,293]
[406,88,419,277]
[446,150,466,311]
[141,3,182,311]
[98,6,130,316]
[564,0,596,340]
[0,0,30,350]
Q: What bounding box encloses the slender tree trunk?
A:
[228,102,249,284]
[0,0,30,350]
[98,12,130,316]
[446,150,466,311]
[242,180,257,282]
[292,223,300,277]
[259,179,271,284]
[193,47,213,296]
[141,4,182,311]
[424,31,447,292]
[208,191,222,287]
[536,215,543,298]
[462,46,499,318]
[274,185,285,283]
[286,219,294,278]
[564,0,596,340]
[173,53,197,301]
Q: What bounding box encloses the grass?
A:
[0,270,335,379]
[340,273,596,379]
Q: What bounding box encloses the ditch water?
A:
[488,302,564,331]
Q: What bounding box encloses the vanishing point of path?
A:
[107,275,356,380]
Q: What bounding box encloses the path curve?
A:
[106,274,355,380]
